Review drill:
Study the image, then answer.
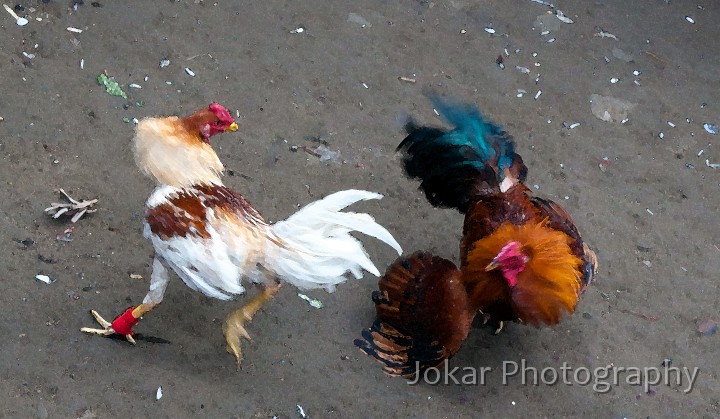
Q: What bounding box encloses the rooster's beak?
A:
[484,260,499,272]
[228,122,239,132]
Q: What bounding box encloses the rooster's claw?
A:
[81,309,136,344]
[222,308,254,366]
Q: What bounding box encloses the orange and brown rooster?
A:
[81,103,402,365]
[355,95,597,377]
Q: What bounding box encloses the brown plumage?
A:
[354,252,471,377]
[356,95,598,377]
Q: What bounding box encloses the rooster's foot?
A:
[80,309,137,344]
[222,307,255,366]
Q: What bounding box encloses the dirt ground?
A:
[1,0,719,417]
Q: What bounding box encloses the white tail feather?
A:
[264,189,402,291]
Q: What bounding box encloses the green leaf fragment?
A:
[97,74,127,99]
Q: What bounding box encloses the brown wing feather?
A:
[355,252,474,378]
[146,184,264,240]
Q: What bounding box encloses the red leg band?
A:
[111,307,139,336]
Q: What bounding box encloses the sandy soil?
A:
[1,0,719,417]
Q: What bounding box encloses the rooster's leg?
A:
[223,281,281,366]
[80,257,170,343]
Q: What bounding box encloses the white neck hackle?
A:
[133,116,224,188]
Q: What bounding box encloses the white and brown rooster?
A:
[81,103,402,365]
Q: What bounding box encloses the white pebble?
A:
[685,16,695,24]
[66,27,83,33]
[460,29,466,34]
[547,38,556,43]
[159,59,170,68]
[633,70,641,76]
[129,83,142,89]
[610,77,619,84]
[156,386,163,400]
[534,90,542,100]
[667,121,676,128]
[484,27,496,34]
[569,123,580,129]
[80,58,84,69]
[185,67,195,76]
[643,260,652,267]
[658,132,664,139]
[35,274,54,284]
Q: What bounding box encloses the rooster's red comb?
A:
[208,103,234,125]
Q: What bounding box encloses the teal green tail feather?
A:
[397,95,527,213]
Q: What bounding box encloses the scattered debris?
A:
[298,293,323,309]
[67,27,83,33]
[594,29,618,40]
[516,66,531,74]
[156,386,163,400]
[129,273,143,280]
[38,255,57,264]
[97,74,127,99]
[56,227,74,242]
[697,319,717,336]
[620,308,658,321]
[290,26,305,34]
[13,238,34,248]
[35,274,55,284]
[610,77,619,84]
[496,54,505,69]
[554,10,574,24]
[685,16,695,24]
[705,160,720,169]
[562,122,580,129]
[484,27,496,34]
[184,67,195,77]
[703,123,718,134]
[129,83,142,89]
[296,404,308,419]
[347,12,370,27]
[530,0,555,7]
[398,76,416,83]
[44,189,98,223]
[590,94,635,123]
[3,3,28,26]
[159,59,171,68]
[516,89,527,98]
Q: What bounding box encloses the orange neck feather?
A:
[464,220,583,325]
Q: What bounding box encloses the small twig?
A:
[44,188,98,222]
[619,308,658,321]
[300,146,321,158]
